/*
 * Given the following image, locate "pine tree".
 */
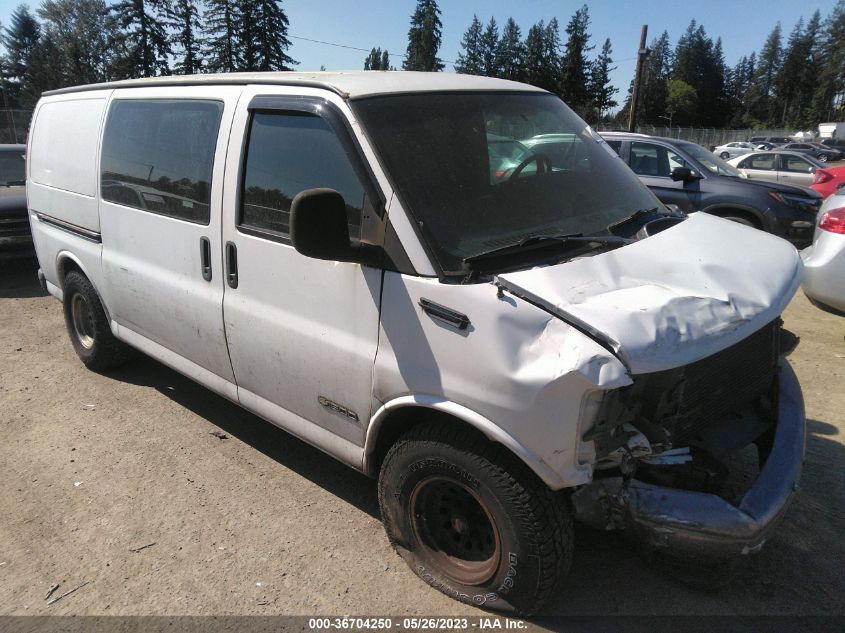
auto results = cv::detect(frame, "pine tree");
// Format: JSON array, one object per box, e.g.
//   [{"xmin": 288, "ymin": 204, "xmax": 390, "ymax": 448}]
[
  {"xmin": 364, "ymin": 47, "xmax": 391, "ymax": 70},
  {"xmin": 560, "ymin": 5, "xmax": 592, "ymax": 114},
  {"xmin": 522, "ymin": 21, "xmax": 546, "ymax": 89},
  {"xmin": 36, "ymin": 0, "xmax": 116, "ymax": 87},
  {"xmin": 774, "ymin": 14, "xmax": 820, "ymax": 126},
  {"xmin": 747, "ymin": 23, "xmax": 782, "ymax": 124},
  {"xmin": 168, "ymin": 0, "xmax": 203, "ymax": 74},
  {"xmin": 21, "ymin": 33, "xmax": 64, "ymax": 106},
  {"xmin": 810, "ymin": 1, "xmax": 845, "ymax": 122},
  {"xmin": 1, "ymin": 5, "xmax": 40, "ymax": 88},
  {"xmin": 588, "ymin": 38, "xmax": 617, "ymax": 122},
  {"xmin": 671, "ymin": 20, "xmax": 724, "ymax": 126},
  {"xmin": 454, "ymin": 14, "xmax": 483, "ymax": 75},
  {"xmin": 203, "ymin": 0, "xmax": 240, "ymax": 72},
  {"xmin": 497, "ymin": 17, "xmax": 524, "ymax": 81},
  {"xmin": 403, "ymin": 0, "xmax": 444, "ymax": 71},
  {"xmin": 620, "ymin": 30, "xmax": 673, "ymax": 125},
  {"xmin": 109, "ymin": 0, "xmax": 171, "ymax": 78},
  {"xmin": 249, "ymin": 0, "xmax": 296, "ymax": 71},
  {"xmin": 480, "ymin": 17, "xmax": 500, "ymax": 77}
]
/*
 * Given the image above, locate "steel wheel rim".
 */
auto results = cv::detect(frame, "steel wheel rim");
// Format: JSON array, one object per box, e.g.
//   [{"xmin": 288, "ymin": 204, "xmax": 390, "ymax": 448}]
[
  {"xmin": 410, "ymin": 476, "xmax": 501, "ymax": 586},
  {"xmin": 71, "ymin": 293, "xmax": 95, "ymax": 349}
]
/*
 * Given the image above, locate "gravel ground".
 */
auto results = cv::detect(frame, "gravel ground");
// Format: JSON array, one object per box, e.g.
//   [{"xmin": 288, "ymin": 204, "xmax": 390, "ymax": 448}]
[{"xmin": 1, "ymin": 256, "xmax": 843, "ymax": 622}]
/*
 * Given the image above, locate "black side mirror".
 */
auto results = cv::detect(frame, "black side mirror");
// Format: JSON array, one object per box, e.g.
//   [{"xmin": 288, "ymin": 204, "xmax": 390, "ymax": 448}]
[
  {"xmin": 289, "ymin": 188, "xmax": 356, "ymax": 262},
  {"xmin": 671, "ymin": 166, "xmax": 700, "ymax": 182}
]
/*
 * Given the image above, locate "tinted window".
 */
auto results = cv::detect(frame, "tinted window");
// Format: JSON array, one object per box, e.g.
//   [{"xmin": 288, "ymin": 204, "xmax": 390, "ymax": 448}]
[
  {"xmin": 604, "ymin": 139, "xmax": 622, "ymax": 154},
  {"xmin": 0, "ymin": 149, "xmax": 25, "ymax": 185},
  {"xmin": 630, "ymin": 142, "xmax": 665, "ymax": 176},
  {"xmin": 240, "ymin": 112, "xmax": 363, "ymax": 240},
  {"xmin": 353, "ymin": 93, "xmax": 660, "ymax": 274},
  {"xmin": 101, "ymin": 100, "xmax": 223, "ymax": 223}
]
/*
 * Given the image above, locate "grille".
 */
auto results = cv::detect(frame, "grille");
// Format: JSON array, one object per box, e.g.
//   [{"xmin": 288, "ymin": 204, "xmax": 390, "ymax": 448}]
[{"xmin": 633, "ymin": 320, "xmax": 780, "ymax": 446}]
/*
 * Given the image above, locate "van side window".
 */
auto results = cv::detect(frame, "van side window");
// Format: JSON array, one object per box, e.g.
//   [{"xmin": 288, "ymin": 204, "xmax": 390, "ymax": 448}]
[
  {"xmin": 100, "ymin": 100, "xmax": 223, "ymax": 224},
  {"xmin": 239, "ymin": 112, "xmax": 363, "ymax": 240}
]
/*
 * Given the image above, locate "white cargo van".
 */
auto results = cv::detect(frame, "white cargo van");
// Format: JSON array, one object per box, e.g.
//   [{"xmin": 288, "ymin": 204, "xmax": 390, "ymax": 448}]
[{"xmin": 27, "ymin": 72, "xmax": 806, "ymax": 614}]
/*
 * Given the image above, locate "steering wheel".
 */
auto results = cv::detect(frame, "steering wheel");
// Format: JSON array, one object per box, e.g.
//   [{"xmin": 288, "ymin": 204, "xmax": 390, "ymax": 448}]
[{"xmin": 509, "ymin": 153, "xmax": 552, "ymax": 181}]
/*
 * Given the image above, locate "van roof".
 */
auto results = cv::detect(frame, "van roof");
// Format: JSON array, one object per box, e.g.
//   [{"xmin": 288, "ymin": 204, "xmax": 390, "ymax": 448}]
[{"xmin": 43, "ymin": 70, "xmax": 546, "ymax": 100}]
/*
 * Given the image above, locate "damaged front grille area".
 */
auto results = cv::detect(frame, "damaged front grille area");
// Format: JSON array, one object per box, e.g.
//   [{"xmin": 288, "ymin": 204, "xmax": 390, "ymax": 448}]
[{"xmin": 587, "ymin": 319, "xmax": 781, "ymax": 460}]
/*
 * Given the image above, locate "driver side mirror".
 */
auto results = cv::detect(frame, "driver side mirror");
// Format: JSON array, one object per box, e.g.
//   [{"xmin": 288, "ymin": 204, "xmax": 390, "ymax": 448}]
[
  {"xmin": 671, "ymin": 166, "xmax": 700, "ymax": 182},
  {"xmin": 290, "ymin": 188, "xmax": 359, "ymax": 262}
]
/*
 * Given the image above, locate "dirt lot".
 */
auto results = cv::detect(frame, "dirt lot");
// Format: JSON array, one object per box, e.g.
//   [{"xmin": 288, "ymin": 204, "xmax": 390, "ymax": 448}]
[{"xmin": 1, "ymin": 256, "xmax": 844, "ymax": 621}]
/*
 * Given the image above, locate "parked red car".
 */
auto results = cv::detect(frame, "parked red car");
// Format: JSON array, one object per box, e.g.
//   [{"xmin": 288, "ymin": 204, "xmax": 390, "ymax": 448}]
[{"xmin": 811, "ymin": 163, "xmax": 845, "ymax": 198}]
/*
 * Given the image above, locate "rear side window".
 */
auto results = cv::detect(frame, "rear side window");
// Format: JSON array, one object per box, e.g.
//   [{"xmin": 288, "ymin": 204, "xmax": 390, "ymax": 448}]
[
  {"xmin": 0, "ymin": 149, "xmax": 25, "ymax": 185},
  {"xmin": 100, "ymin": 100, "xmax": 223, "ymax": 223},
  {"xmin": 239, "ymin": 112, "xmax": 363, "ymax": 240},
  {"xmin": 743, "ymin": 154, "xmax": 776, "ymax": 170}
]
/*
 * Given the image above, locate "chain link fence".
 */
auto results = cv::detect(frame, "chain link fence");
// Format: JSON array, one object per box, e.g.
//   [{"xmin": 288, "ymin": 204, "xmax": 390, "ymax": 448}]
[
  {"xmin": 596, "ymin": 125, "xmax": 797, "ymax": 150},
  {"xmin": 0, "ymin": 109, "xmax": 33, "ymax": 144}
]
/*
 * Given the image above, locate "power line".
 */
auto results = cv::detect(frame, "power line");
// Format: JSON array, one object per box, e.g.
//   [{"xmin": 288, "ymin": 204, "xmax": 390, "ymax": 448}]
[{"xmin": 288, "ymin": 34, "xmax": 458, "ymax": 65}]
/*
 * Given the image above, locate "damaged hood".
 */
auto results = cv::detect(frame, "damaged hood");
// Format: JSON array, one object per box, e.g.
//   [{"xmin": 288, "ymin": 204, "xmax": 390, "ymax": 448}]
[{"xmin": 496, "ymin": 213, "xmax": 802, "ymax": 374}]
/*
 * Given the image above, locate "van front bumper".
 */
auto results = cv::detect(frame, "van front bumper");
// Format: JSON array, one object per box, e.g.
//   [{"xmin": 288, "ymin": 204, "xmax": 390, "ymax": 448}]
[{"xmin": 573, "ymin": 360, "xmax": 805, "ymax": 558}]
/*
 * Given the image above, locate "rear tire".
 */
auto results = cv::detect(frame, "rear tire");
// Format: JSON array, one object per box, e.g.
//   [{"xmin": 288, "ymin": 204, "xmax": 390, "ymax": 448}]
[
  {"xmin": 378, "ymin": 423, "xmax": 572, "ymax": 615},
  {"xmin": 62, "ymin": 271, "xmax": 134, "ymax": 371},
  {"xmin": 818, "ymin": 154, "xmax": 829, "ymax": 163}
]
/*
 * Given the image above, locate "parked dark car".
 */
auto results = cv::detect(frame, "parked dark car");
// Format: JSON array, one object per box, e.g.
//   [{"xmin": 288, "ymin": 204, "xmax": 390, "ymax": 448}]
[
  {"xmin": 601, "ymin": 132, "xmax": 822, "ymax": 247},
  {"xmin": 749, "ymin": 136, "xmax": 791, "ymax": 146},
  {"xmin": 820, "ymin": 137, "xmax": 845, "ymax": 149},
  {"xmin": 0, "ymin": 144, "xmax": 30, "ymax": 259},
  {"xmin": 782, "ymin": 142, "xmax": 842, "ymax": 163}
]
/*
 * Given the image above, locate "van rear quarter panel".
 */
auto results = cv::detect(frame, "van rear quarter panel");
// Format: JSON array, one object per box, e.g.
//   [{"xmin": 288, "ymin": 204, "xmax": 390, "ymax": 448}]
[
  {"xmin": 28, "ymin": 93, "xmax": 109, "ymax": 231},
  {"xmin": 28, "ymin": 92, "xmax": 110, "ymax": 291}
]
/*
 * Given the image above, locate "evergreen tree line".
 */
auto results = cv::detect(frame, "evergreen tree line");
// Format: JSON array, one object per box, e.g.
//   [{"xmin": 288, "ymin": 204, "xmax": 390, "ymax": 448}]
[
  {"xmin": 620, "ymin": 2, "xmax": 845, "ymax": 129},
  {"xmin": 0, "ymin": 0, "xmax": 296, "ymax": 108},
  {"xmin": 448, "ymin": 5, "xmax": 617, "ymax": 123}
]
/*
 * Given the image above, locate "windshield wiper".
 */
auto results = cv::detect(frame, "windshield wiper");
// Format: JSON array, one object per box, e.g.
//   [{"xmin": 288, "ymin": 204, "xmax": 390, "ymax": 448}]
[
  {"xmin": 606, "ymin": 207, "xmax": 662, "ymax": 231},
  {"xmin": 462, "ymin": 232, "xmax": 632, "ymax": 269}
]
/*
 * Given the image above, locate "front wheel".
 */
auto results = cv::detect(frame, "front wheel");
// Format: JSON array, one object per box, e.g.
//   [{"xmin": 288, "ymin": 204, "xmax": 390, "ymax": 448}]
[
  {"xmin": 720, "ymin": 152, "xmax": 731, "ymax": 159},
  {"xmin": 378, "ymin": 424, "xmax": 572, "ymax": 615},
  {"xmin": 818, "ymin": 154, "xmax": 829, "ymax": 163}
]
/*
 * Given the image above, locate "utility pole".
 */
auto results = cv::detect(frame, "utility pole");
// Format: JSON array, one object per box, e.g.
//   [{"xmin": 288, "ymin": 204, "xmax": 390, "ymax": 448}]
[{"xmin": 627, "ymin": 25, "xmax": 649, "ymax": 132}]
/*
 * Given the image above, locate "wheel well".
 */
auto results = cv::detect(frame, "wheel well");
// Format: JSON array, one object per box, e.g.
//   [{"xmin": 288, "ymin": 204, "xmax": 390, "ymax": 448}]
[
  {"xmin": 708, "ymin": 208, "xmax": 762, "ymax": 228},
  {"xmin": 368, "ymin": 406, "xmax": 491, "ymax": 477},
  {"xmin": 58, "ymin": 257, "xmax": 85, "ymax": 288}
]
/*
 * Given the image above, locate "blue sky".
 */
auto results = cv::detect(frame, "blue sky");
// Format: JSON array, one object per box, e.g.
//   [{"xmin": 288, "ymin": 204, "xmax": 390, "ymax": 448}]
[{"xmin": 0, "ymin": 0, "xmax": 839, "ymax": 99}]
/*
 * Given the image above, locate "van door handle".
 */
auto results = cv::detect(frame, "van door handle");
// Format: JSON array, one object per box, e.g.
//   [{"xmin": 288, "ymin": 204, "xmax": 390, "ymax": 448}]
[
  {"xmin": 200, "ymin": 237, "xmax": 212, "ymax": 281},
  {"xmin": 225, "ymin": 241, "xmax": 238, "ymax": 289}
]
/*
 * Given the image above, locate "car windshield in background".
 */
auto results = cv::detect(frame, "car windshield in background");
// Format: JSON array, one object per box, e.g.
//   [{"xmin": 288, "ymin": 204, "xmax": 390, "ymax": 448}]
[
  {"xmin": 352, "ymin": 92, "xmax": 660, "ymax": 275},
  {"xmin": 0, "ymin": 150, "xmax": 26, "ymax": 186},
  {"xmin": 683, "ymin": 142, "xmax": 741, "ymax": 177}
]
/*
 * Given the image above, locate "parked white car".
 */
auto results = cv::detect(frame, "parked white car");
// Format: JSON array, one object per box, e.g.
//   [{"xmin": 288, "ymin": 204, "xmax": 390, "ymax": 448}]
[
  {"xmin": 802, "ymin": 193, "xmax": 845, "ymax": 315},
  {"xmin": 713, "ymin": 141, "xmax": 758, "ymax": 160},
  {"xmin": 27, "ymin": 72, "xmax": 806, "ymax": 614}
]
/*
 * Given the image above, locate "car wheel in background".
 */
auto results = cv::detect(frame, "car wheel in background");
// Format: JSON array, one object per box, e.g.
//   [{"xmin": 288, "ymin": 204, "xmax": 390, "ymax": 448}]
[{"xmin": 720, "ymin": 152, "xmax": 731, "ymax": 159}]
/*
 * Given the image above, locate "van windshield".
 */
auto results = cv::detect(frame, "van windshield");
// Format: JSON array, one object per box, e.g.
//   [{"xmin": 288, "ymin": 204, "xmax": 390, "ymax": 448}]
[{"xmin": 352, "ymin": 92, "xmax": 661, "ymax": 275}]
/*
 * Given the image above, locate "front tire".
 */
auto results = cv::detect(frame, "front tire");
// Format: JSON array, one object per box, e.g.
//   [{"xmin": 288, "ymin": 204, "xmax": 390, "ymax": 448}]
[
  {"xmin": 62, "ymin": 271, "xmax": 134, "ymax": 371},
  {"xmin": 378, "ymin": 423, "xmax": 572, "ymax": 615},
  {"xmin": 720, "ymin": 152, "xmax": 731, "ymax": 159}
]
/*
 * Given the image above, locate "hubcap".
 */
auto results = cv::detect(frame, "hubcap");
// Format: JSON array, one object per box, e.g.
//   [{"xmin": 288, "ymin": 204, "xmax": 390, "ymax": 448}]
[
  {"xmin": 410, "ymin": 476, "xmax": 501, "ymax": 586},
  {"xmin": 71, "ymin": 293, "xmax": 95, "ymax": 349}
]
